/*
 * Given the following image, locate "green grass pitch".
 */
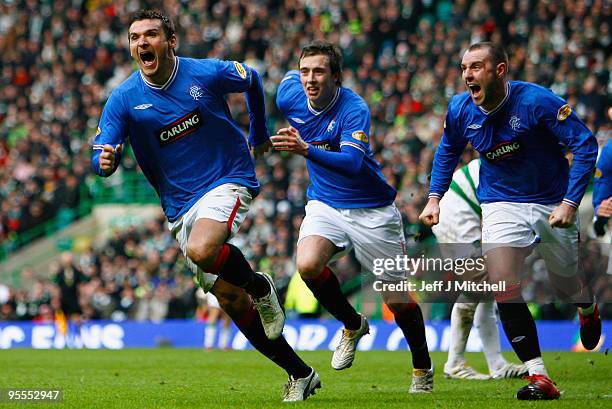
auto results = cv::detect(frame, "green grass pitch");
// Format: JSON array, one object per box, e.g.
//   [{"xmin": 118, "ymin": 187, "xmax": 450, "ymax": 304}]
[{"xmin": 1, "ymin": 350, "xmax": 610, "ymax": 408}]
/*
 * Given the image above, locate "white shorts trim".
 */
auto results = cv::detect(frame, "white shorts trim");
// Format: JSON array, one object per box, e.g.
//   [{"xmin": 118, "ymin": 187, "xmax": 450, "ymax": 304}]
[{"xmin": 168, "ymin": 183, "xmax": 252, "ymax": 292}]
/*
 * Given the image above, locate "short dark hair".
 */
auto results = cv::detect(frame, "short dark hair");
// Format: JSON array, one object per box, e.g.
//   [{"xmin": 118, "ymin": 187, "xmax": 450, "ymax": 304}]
[
  {"xmin": 467, "ymin": 42, "xmax": 508, "ymax": 66},
  {"xmin": 129, "ymin": 10, "xmax": 175, "ymax": 40},
  {"xmin": 299, "ymin": 41, "xmax": 343, "ymax": 85}
]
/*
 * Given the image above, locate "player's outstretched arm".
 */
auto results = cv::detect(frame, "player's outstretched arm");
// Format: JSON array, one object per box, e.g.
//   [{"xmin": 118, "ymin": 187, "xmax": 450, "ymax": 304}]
[
  {"xmin": 419, "ymin": 197, "xmax": 441, "ymax": 227},
  {"xmin": 244, "ymin": 67, "xmax": 270, "ymax": 148},
  {"xmin": 272, "ymin": 126, "xmax": 365, "ymax": 175}
]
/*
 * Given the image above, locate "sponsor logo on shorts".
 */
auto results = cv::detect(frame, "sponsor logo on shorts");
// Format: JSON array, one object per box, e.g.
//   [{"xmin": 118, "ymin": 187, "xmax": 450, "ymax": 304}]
[
  {"xmin": 157, "ymin": 109, "xmax": 202, "ymax": 147},
  {"xmin": 234, "ymin": 62, "xmax": 247, "ymax": 79},
  {"xmin": 557, "ymin": 104, "xmax": 572, "ymax": 121},
  {"xmin": 351, "ymin": 130, "xmax": 369, "ymax": 143},
  {"xmin": 484, "ymin": 140, "xmax": 521, "ymax": 161},
  {"xmin": 311, "ymin": 139, "xmax": 332, "ymax": 151}
]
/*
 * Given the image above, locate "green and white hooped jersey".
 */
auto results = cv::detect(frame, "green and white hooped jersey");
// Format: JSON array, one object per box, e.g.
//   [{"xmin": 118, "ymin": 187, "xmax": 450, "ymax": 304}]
[{"xmin": 432, "ymin": 159, "xmax": 482, "ymax": 243}]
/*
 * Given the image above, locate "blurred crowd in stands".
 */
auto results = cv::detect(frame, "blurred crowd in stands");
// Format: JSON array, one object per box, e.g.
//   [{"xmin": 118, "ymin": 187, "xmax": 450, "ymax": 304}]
[{"xmin": 0, "ymin": 0, "xmax": 610, "ymax": 322}]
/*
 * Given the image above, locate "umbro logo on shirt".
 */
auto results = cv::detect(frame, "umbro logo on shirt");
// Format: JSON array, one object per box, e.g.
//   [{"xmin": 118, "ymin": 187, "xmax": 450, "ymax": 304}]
[
  {"xmin": 134, "ymin": 104, "xmax": 153, "ymax": 110},
  {"xmin": 467, "ymin": 124, "xmax": 481, "ymax": 130},
  {"xmin": 291, "ymin": 117, "xmax": 305, "ymax": 124}
]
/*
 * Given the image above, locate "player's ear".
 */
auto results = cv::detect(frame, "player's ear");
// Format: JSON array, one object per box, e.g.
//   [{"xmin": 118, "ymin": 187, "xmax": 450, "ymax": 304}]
[
  {"xmin": 496, "ymin": 62, "xmax": 507, "ymax": 79},
  {"xmin": 333, "ymin": 72, "xmax": 340, "ymax": 86},
  {"xmin": 168, "ymin": 33, "xmax": 177, "ymax": 53}
]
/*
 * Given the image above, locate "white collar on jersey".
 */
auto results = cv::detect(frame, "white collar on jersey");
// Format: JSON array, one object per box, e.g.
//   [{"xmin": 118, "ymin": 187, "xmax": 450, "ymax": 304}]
[
  {"xmin": 478, "ymin": 82, "xmax": 510, "ymax": 116},
  {"xmin": 307, "ymin": 87, "xmax": 340, "ymax": 116},
  {"xmin": 140, "ymin": 56, "xmax": 180, "ymax": 91}
]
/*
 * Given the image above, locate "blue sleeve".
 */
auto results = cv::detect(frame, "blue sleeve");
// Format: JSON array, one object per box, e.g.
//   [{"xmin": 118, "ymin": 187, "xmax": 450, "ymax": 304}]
[
  {"xmin": 276, "ymin": 71, "xmax": 301, "ymax": 115},
  {"xmin": 306, "ymin": 144, "xmax": 364, "ymax": 176},
  {"xmin": 211, "ymin": 60, "xmax": 269, "ymax": 147},
  {"xmin": 533, "ymin": 91, "xmax": 598, "ymax": 207},
  {"xmin": 429, "ymin": 104, "xmax": 467, "ymax": 198},
  {"xmin": 211, "ymin": 59, "xmax": 252, "ymax": 93},
  {"xmin": 245, "ymin": 67, "xmax": 269, "ymax": 147},
  {"xmin": 593, "ymin": 141, "xmax": 612, "ymax": 211},
  {"xmin": 91, "ymin": 91, "xmax": 128, "ymax": 177},
  {"xmin": 338, "ymin": 103, "xmax": 371, "ymax": 155}
]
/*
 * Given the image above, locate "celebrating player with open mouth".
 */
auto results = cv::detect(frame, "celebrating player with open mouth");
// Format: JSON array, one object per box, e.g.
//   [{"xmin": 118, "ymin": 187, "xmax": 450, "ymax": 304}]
[
  {"xmin": 92, "ymin": 9, "xmax": 320, "ymax": 402},
  {"xmin": 420, "ymin": 42, "xmax": 601, "ymax": 400}
]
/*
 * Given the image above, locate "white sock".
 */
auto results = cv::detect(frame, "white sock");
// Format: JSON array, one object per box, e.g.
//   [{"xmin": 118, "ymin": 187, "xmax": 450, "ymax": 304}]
[
  {"xmin": 204, "ymin": 324, "xmax": 216, "ymax": 349},
  {"xmin": 219, "ymin": 326, "xmax": 230, "ymax": 349},
  {"xmin": 525, "ymin": 357, "xmax": 548, "ymax": 376},
  {"xmin": 474, "ymin": 301, "xmax": 507, "ymax": 373},
  {"xmin": 445, "ymin": 302, "xmax": 476, "ymax": 369}
]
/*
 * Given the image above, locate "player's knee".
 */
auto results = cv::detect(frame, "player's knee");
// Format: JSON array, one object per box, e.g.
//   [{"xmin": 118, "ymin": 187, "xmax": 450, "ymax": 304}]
[
  {"xmin": 186, "ymin": 239, "xmax": 220, "ymax": 271},
  {"xmin": 296, "ymin": 253, "xmax": 325, "ymax": 279}
]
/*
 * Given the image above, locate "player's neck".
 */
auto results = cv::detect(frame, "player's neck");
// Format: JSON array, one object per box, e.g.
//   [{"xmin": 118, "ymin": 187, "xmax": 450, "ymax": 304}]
[
  {"xmin": 143, "ymin": 55, "xmax": 176, "ymax": 86},
  {"xmin": 310, "ymin": 87, "xmax": 339, "ymax": 111},
  {"xmin": 481, "ymin": 81, "xmax": 508, "ymax": 113}
]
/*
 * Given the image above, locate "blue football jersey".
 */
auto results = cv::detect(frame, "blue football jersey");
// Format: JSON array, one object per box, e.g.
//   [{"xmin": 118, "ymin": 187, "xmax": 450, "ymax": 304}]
[
  {"xmin": 593, "ymin": 140, "xmax": 612, "ymax": 211},
  {"xmin": 430, "ymin": 81, "xmax": 597, "ymax": 207},
  {"xmin": 276, "ymin": 70, "xmax": 396, "ymax": 208},
  {"xmin": 92, "ymin": 57, "xmax": 261, "ymax": 222}
]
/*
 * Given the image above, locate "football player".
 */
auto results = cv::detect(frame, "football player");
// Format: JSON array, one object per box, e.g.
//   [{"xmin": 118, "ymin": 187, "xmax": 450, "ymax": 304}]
[
  {"xmin": 420, "ymin": 42, "xmax": 600, "ymax": 400},
  {"xmin": 274, "ymin": 41, "xmax": 433, "ymax": 393},
  {"xmin": 92, "ymin": 9, "xmax": 320, "ymax": 402}
]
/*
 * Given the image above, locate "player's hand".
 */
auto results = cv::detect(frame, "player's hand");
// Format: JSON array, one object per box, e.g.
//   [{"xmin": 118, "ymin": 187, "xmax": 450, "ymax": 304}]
[
  {"xmin": 596, "ymin": 197, "xmax": 612, "ymax": 218},
  {"xmin": 549, "ymin": 202, "xmax": 577, "ymax": 228},
  {"xmin": 271, "ymin": 126, "xmax": 309, "ymax": 156},
  {"xmin": 252, "ymin": 140, "xmax": 271, "ymax": 160},
  {"xmin": 419, "ymin": 198, "xmax": 440, "ymax": 227},
  {"xmin": 99, "ymin": 144, "xmax": 122, "ymax": 175}
]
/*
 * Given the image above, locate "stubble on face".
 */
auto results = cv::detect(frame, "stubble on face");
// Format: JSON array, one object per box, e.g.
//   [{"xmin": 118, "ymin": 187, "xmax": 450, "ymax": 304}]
[
  {"xmin": 129, "ymin": 19, "xmax": 175, "ymax": 85},
  {"xmin": 461, "ymin": 48, "xmax": 506, "ymax": 111}
]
